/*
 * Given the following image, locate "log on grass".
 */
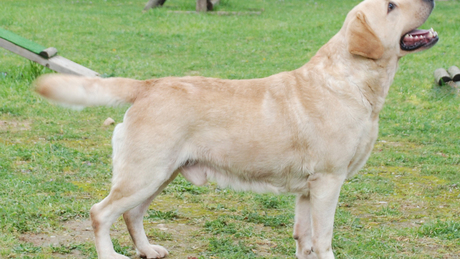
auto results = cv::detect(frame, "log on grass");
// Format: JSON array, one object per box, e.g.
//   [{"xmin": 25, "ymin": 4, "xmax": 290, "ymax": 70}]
[
  {"xmin": 434, "ymin": 68, "xmax": 452, "ymax": 85},
  {"xmin": 144, "ymin": 0, "xmax": 167, "ymax": 11},
  {"xmin": 448, "ymin": 65, "xmax": 460, "ymax": 82},
  {"xmin": 144, "ymin": 0, "xmax": 218, "ymax": 11}
]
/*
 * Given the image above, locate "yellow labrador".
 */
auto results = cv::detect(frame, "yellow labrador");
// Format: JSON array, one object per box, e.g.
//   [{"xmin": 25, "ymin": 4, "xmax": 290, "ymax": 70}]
[{"xmin": 34, "ymin": 0, "xmax": 438, "ymax": 258}]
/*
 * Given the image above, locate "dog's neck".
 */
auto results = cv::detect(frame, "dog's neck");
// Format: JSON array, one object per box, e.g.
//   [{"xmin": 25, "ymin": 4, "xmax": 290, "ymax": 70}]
[{"xmin": 297, "ymin": 33, "xmax": 400, "ymax": 117}]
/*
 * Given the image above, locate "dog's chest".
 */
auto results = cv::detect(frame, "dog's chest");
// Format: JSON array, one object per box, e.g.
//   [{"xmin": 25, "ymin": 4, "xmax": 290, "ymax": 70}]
[{"xmin": 346, "ymin": 115, "xmax": 380, "ymax": 178}]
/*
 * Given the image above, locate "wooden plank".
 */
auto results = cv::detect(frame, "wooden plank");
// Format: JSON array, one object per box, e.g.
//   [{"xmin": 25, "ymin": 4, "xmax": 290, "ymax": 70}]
[
  {"xmin": 48, "ymin": 56, "xmax": 100, "ymax": 77},
  {"xmin": 0, "ymin": 38, "xmax": 99, "ymax": 77},
  {"xmin": 0, "ymin": 27, "xmax": 46, "ymax": 55}
]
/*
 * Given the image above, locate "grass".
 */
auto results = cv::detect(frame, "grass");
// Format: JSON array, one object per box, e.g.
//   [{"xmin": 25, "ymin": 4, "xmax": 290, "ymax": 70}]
[{"xmin": 1, "ymin": 0, "xmax": 459, "ymax": 258}]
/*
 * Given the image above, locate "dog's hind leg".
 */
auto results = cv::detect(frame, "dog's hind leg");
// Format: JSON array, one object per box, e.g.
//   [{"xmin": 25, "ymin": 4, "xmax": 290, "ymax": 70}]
[
  {"xmin": 123, "ymin": 171, "xmax": 179, "ymax": 258},
  {"xmin": 90, "ymin": 172, "xmax": 175, "ymax": 259},
  {"xmin": 293, "ymin": 194, "xmax": 317, "ymax": 259},
  {"xmin": 90, "ymin": 166, "xmax": 176, "ymax": 259}
]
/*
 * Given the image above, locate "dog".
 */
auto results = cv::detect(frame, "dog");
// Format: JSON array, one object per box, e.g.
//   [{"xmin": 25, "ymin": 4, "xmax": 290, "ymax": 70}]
[{"xmin": 34, "ymin": 0, "xmax": 438, "ymax": 258}]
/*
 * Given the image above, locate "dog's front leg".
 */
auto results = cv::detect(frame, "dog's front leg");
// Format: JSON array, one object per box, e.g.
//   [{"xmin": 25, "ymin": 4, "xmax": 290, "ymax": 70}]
[
  {"xmin": 307, "ymin": 172, "xmax": 346, "ymax": 259},
  {"xmin": 293, "ymin": 194, "xmax": 317, "ymax": 259}
]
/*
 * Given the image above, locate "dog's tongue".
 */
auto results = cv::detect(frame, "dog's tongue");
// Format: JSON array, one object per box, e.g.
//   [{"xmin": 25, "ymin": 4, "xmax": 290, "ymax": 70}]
[{"xmin": 407, "ymin": 29, "xmax": 432, "ymax": 36}]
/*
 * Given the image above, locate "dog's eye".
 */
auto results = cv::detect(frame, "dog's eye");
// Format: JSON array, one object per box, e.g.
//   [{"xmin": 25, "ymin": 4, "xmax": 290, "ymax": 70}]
[{"xmin": 388, "ymin": 2, "xmax": 396, "ymax": 13}]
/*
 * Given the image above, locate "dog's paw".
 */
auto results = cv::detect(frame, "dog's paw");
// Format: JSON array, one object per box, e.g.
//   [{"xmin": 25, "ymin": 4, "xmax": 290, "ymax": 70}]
[
  {"xmin": 103, "ymin": 252, "xmax": 130, "ymax": 259},
  {"xmin": 296, "ymin": 249, "xmax": 318, "ymax": 259},
  {"xmin": 139, "ymin": 244, "xmax": 169, "ymax": 258}
]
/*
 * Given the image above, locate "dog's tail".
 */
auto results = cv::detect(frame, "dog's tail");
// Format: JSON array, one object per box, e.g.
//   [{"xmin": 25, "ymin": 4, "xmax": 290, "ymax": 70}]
[{"xmin": 34, "ymin": 74, "xmax": 147, "ymax": 109}]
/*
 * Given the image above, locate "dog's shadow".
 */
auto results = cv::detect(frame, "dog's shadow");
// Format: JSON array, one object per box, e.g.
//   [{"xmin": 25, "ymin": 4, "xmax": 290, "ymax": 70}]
[{"xmin": 432, "ymin": 81, "xmax": 460, "ymax": 98}]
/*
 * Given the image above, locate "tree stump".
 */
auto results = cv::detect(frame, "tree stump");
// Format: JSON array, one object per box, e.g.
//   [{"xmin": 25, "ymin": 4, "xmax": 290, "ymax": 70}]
[
  {"xmin": 144, "ymin": 0, "xmax": 167, "ymax": 11},
  {"xmin": 196, "ymin": 0, "xmax": 207, "ymax": 12},
  {"xmin": 434, "ymin": 68, "xmax": 452, "ymax": 85},
  {"xmin": 448, "ymin": 66, "xmax": 460, "ymax": 82},
  {"xmin": 144, "ymin": 0, "xmax": 218, "ymax": 11}
]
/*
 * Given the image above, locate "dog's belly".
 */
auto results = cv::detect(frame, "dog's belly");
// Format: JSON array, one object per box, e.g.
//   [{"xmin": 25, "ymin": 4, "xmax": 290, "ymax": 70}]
[{"xmin": 179, "ymin": 161, "xmax": 311, "ymax": 194}]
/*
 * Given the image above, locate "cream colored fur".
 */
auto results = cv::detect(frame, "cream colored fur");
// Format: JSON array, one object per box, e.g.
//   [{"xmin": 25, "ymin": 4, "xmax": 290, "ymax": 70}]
[{"xmin": 34, "ymin": 0, "xmax": 436, "ymax": 258}]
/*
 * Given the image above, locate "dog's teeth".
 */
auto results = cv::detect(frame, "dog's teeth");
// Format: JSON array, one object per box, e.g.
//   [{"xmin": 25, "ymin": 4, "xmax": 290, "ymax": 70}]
[
  {"xmin": 415, "ymin": 36, "xmax": 419, "ymax": 39},
  {"xmin": 409, "ymin": 35, "xmax": 413, "ymax": 38},
  {"xmin": 428, "ymin": 31, "xmax": 433, "ymax": 38}
]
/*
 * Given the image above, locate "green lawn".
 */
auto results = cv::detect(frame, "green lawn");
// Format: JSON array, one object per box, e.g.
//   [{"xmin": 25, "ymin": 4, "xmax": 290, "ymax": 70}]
[{"xmin": 1, "ymin": 0, "xmax": 459, "ymax": 258}]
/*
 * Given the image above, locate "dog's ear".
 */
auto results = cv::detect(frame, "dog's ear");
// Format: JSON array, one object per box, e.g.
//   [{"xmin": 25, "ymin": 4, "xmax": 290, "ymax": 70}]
[{"xmin": 346, "ymin": 11, "xmax": 384, "ymax": 60}]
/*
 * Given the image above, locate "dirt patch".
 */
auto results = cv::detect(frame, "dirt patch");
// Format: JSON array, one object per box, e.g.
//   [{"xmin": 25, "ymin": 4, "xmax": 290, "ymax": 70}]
[
  {"xmin": 0, "ymin": 119, "xmax": 31, "ymax": 132},
  {"xmin": 19, "ymin": 218, "xmax": 206, "ymax": 258},
  {"xmin": 19, "ymin": 218, "xmax": 130, "ymax": 258},
  {"xmin": 19, "ymin": 219, "xmax": 95, "ymax": 247},
  {"xmin": 144, "ymin": 221, "xmax": 207, "ymax": 258}
]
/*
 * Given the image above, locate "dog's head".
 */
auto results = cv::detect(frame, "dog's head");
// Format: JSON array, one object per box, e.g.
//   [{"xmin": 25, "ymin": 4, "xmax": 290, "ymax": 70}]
[{"xmin": 344, "ymin": 0, "xmax": 438, "ymax": 60}]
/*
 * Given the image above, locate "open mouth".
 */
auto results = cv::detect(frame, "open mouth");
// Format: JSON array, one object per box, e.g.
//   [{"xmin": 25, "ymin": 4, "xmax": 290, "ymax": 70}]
[{"xmin": 400, "ymin": 28, "xmax": 438, "ymax": 51}]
